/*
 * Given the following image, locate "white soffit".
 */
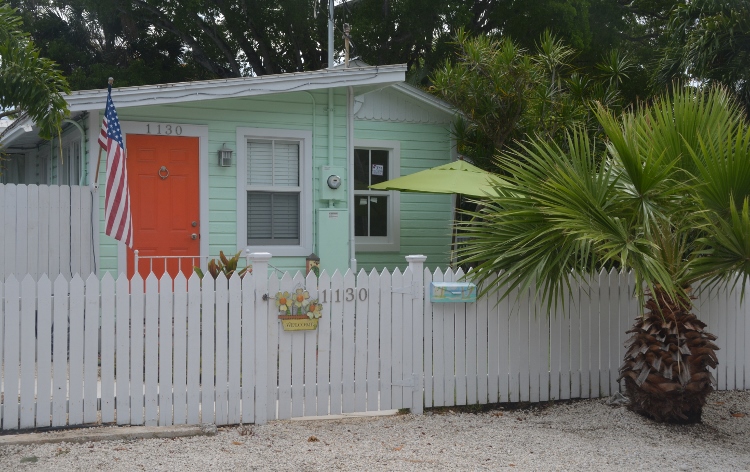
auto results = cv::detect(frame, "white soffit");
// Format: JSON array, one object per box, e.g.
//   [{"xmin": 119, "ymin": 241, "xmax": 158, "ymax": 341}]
[{"xmin": 354, "ymin": 85, "xmax": 457, "ymax": 124}]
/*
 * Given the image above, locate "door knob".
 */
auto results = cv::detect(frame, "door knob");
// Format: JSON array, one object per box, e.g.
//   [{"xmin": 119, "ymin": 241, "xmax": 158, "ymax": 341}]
[
  {"xmin": 191, "ymin": 221, "xmax": 198, "ymax": 227},
  {"xmin": 191, "ymin": 233, "xmax": 197, "ymax": 240}
]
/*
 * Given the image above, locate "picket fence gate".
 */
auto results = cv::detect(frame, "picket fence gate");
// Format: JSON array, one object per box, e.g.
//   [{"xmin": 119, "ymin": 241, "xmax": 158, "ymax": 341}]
[
  {"xmin": 0, "ymin": 254, "xmax": 748, "ymax": 431},
  {"xmin": 0, "ymin": 183, "xmax": 96, "ymax": 280}
]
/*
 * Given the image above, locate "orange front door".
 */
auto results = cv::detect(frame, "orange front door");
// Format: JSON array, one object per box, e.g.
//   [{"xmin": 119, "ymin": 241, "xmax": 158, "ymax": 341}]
[{"xmin": 126, "ymin": 134, "xmax": 200, "ymax": 279}]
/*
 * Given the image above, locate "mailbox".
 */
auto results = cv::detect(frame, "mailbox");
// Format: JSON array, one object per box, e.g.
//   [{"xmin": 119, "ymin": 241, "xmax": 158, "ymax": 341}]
[{"xmin": 430, "ymin": 282, "xmax": 477, "ymax": 303}]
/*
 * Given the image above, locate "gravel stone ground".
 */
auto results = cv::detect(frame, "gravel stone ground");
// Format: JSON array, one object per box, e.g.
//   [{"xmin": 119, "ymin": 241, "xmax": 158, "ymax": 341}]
[{"xmin": 1, "ymin": 390, "xmax": 748, "ymax": 471}]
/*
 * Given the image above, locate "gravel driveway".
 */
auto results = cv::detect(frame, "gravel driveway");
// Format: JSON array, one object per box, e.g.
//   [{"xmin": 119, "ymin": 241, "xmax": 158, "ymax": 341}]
[{"xmin": 1, "ymin": 390, "xmax": 748, "ymax": 471}]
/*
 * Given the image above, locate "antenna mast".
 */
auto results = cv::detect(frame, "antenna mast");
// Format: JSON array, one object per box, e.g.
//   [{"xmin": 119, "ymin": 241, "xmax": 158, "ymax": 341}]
[{"xmin": 327, "ymin": 0, "xmax": 334, "ymax": 68}]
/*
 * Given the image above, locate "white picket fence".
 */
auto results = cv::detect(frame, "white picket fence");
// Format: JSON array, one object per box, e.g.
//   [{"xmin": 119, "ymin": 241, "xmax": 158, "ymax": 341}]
[
  {"xmin": 0, "ymin": 183, "xmax": 96, "ymax": 280},
  {"xmin": 0, "ymin": 254, "xmax": 748, "ymax": 430}
]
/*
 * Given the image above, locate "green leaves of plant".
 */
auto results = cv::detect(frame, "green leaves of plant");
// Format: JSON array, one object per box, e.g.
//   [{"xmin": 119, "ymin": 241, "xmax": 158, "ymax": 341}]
[
  {"xmin": 460, "ymin": 85, "xmax": 750, "ymax": 313},
  {"xmin": 0, "ymin": 4, "xmax": 70, "ymax": 140}
]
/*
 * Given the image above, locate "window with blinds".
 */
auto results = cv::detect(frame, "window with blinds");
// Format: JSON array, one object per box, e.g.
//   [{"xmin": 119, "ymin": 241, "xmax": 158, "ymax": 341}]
[{"xmin": 246, "ymin": 139, "xmax": 301, "ymax": 245}]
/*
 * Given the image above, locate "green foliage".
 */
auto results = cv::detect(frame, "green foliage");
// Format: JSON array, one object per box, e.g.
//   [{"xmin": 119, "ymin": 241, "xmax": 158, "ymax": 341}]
[
  {"xmin": 0, "ymin": 2, "xmax": 69, "ymax": 139},
  {"xmin": 430, "ymin": 30, "xmax": 630, "ymax": 171},
  {"xmin": 459, "ymin": 86, "xmax": 750, "ymax": 311},
  {"xmin": 9, "ymin": 0, "xmax": 664, "ymax": 95},
  {"xmin": 194, "ymin": 251, "xmax": 251, "ymax": 280},
  {"xmin": 653, "ymin": 0, "xmax": 750, "ymax": 114}
]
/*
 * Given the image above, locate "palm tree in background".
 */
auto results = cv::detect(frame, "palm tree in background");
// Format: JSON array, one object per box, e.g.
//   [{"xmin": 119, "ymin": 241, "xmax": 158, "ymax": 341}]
[
  {"xmin": 460, "ymin": 87, "xmax": 750, "ymax": 422},
  {"xmin": 0, "ymin": 3, "xmax": 69, "ymax": 140}
]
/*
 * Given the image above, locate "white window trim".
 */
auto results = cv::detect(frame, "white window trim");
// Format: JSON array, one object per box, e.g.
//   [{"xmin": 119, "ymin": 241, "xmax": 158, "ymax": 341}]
[
  {"xmin": 236, "ymin": 127, "xmax": 313, "ymax": 257},
  {"xmin": 353, "ymin": 139, "xmax": 400, "ymax": 252}
]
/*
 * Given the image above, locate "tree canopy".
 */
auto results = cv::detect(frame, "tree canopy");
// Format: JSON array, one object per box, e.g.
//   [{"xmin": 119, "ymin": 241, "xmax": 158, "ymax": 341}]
[
  {"xmin": 0, "ymin": 2, "xmax": 69, "ymax": 140},
  {"xmin": 429, "ymin": 30, "xmax": 631, "ymax": 171},
  {"xmin": 9, "ymin": 0, "xmax": 678, "ymax": 93},
  {"xmin": 654, "ymin": 0, "xmax": 750, "ymax": 114}
]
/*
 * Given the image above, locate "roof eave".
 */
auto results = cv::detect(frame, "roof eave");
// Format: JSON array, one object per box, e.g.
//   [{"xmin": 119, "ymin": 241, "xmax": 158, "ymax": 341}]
[
  {"xmin": 391, "ymin": 83, "xmax": 458, "ymax": 118},
  {"xmin": 67, "ymin": 65, "xmax": 407, "ymax": 112}
]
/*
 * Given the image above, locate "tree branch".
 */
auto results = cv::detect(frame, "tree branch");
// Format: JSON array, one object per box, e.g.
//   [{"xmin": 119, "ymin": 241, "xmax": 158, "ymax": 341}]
[
  {"xmin": 0, "ymin": 109, "xmax": 20, "ymax": 119},
  {"xmin": 125, "ymin": 0, "xmax": 229, "ymax": 78}
]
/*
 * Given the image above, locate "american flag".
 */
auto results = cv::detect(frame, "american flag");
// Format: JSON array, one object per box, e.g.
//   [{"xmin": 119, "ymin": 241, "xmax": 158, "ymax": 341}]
[{"xmin": 98, "ymin": 85, "xmax": 133, "ymax": 248}]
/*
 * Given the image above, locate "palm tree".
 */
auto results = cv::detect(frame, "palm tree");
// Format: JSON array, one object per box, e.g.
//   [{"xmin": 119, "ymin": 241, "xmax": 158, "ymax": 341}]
[
  {"xmin": 459, "ymin": 86, "xmax": 750, "ymax": 423},
  {"xmin": 0, "ymin": 3, "xmax": 69, "ymax": 140}
]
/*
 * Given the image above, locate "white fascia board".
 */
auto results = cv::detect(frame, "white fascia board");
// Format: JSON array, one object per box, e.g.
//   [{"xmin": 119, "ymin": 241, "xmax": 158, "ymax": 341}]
[
  {"xmin": 0, "ymin": 117, "xmax": 35, "ymax": 146},
  {"xmin": 391, "ymin": 83, "xmax": 459, "ymax": 118},
  {"xmin": 66, "ymin": 65, "xmax": 407, "ymax": 112}
]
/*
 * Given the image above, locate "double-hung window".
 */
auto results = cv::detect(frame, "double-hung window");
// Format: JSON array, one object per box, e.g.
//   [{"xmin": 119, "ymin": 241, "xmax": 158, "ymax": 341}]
[
  {"xmin": 353, "ymin": 139, "xmax": 400, "ymax": 252},
  {"xmin": 237, "ymin": 128, "xmax": 312, "ymax": 256}
]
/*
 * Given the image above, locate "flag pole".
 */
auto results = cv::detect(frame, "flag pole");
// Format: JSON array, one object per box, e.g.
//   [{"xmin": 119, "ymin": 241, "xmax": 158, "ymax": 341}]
[{"xmin": 92, "ymin": 77, "xmax": 114, "ymax": 189}]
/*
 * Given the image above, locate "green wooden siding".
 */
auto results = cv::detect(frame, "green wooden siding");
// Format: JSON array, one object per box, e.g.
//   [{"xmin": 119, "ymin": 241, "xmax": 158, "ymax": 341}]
[
  {"xmin": 97, "ymin": 89, "xmax": 349, "ymax": 275},
  {"xmin": 92, "ymin": 88, "xmax": 453, "ymax": 276},
  {"xmin": 354, "ymin": 120, "xmax": 453, "ymax": 272}
]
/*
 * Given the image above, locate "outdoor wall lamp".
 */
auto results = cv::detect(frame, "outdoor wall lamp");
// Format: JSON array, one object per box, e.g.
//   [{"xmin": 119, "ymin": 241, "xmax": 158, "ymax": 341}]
[{"xmin": 218, "ymin": 143, "xmax": 233, "ymax": 167}]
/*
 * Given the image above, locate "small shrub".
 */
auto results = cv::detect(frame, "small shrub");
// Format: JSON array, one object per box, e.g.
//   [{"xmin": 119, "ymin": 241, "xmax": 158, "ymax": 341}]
[{"xmin": 194, "ymin": 251, "xmax": 251, "ymax": 279}]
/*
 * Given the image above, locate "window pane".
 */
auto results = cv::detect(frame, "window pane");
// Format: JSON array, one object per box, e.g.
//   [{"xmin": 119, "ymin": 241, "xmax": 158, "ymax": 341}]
[
  {"xmin": 248, "ymin": 141, "xmax": 273, "ymax": 185},
  {"xmin": 354, "ymin": 195, "xmax": 369, "ymax": 236},
  {"xmin": 354, "ymin": 149, "xmax": 369, "ymax": 190},
  {"xmin": 369, "ymin": 196, "xmax": 388, "ymax": 236},
  {"xmin": 247, "ymin": 192, "xmax": 273, "ymax": 240},
  {"xmin": 247, "ymin": 191, "xmax": 300, "ymax": 245},
  {"xmin": 370, "ymin": 150, "xmax": 389, "ymax": 185},
  {"xmin": 271, "ymin": 193, "xmax": 299, "ymax": 240},
  {"xmin": 273, "ymin": 142, "xmax": 299, "ymax": 187}
]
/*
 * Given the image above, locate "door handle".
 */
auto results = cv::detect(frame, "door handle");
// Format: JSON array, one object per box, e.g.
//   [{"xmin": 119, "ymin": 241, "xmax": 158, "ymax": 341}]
[{"xmin": 191, "ymin": 233, "xmax": 198, "ymax": 240}]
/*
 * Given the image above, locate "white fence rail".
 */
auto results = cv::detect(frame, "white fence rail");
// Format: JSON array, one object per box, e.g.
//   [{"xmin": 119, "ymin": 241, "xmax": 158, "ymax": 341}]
[
  {"xmin": 0, "ymin": 255, "xmax": 748, "ymax": 430},
  {"xmin": 0, "ymin": 183, "xmax": 96, "ymax": 280}
]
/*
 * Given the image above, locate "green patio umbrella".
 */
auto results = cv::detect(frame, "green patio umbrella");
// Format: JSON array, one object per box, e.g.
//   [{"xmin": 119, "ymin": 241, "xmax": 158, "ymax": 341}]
[
  {"xmin": 368, "ymin": 160, "xmax": 505, "ymax": 197},
  {"xmin": 369, "ymin": 159, "xmax": 505, "ymax": 267}
]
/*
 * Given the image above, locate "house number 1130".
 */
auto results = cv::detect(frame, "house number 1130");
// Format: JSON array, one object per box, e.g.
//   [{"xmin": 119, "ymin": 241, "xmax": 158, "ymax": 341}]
[
  {"xmin": 146, "ymin": 123, "xmax": 183, "ymax": 135},
  {"xmin": 321, "ymin": 288, "xmax": 368, "ymax": 303}
]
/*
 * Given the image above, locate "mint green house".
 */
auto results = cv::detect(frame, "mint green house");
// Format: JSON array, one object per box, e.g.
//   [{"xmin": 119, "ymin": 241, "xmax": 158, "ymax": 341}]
[{"xmin": 1, "ymin": 64, "xmax": 456, "ymax": 276}]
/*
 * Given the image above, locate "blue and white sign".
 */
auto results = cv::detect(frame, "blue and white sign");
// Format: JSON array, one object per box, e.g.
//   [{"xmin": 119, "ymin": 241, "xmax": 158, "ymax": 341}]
[{"xmin": 430, "ymin": 282, "xmax": 477, "ymax": 303}]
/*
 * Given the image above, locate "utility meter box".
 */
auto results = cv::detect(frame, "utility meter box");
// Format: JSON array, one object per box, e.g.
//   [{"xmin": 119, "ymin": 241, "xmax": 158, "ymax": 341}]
[
  {"xmin": 319, "ymin": 166, "xmax": 346, "ymax": 202},
  {"xmin": 317, "ymin": 209, "xmax": 349, "ymax": 273}
]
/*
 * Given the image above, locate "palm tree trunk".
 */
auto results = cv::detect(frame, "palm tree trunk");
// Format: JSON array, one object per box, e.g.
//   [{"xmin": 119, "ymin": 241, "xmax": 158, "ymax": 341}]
[{"xmin": 619, "ymin": 286, "xmax": 719, "ymax": 423}]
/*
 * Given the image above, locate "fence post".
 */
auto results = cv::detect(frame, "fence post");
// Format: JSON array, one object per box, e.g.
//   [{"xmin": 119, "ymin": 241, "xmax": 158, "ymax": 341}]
[
  {"xmin": 249, "ymin": 252, "xmax": 272, "ymax": 425},
  {"xmin": 406, "ymin": 255, "xmax": 427, "ymax": 415}
]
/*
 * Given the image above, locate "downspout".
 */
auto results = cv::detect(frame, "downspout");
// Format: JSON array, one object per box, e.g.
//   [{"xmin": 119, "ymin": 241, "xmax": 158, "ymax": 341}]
[
  {"xmin": 327, "ymin": 0, "xmax": 334, "ymax": 175},
  {"xmin": 348, "ymin": 85, "xmax": 356, "ymax": 272},
  {"xmin": 303, "ymin": 91, "xmax": 318, "ymax": 254},
  {"xmin": 327, "ymin": 88, "xmax": 334, "ymax": 209},
  {"xmin": 63, "ymin": 118, "xmax": 87, "ymax": 185}
]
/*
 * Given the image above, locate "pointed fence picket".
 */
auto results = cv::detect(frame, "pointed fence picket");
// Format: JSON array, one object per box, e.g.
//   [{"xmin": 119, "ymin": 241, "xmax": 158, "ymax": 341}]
[{"xmin": 0, "ymin": 260, "xmax": 748, "ymax": 431}]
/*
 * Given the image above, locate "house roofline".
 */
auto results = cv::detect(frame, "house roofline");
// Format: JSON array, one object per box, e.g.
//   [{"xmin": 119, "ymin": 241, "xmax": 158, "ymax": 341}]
[
  {"xmin": 66, "ymin": 64, "xmax": 407, "ymax": 112},
  {"xmin": 390, "ymin": 83, "xmax": 457, "ymax": 118},
  {"xmin": 335, "ymin": 59, "xmax": 457, "ymax": 118}
]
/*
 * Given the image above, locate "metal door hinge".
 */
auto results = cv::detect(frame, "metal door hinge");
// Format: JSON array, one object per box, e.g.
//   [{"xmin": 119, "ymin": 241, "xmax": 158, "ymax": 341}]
[{"xmin": 391, "ymin": 282, "xmax": 421, "ymax": 299}]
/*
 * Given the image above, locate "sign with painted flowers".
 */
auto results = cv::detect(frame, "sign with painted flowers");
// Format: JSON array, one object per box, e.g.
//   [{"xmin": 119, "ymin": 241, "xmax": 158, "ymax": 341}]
[{"xmin": 276, "ymin": 289, "xmax": 322, "ymax": 331}]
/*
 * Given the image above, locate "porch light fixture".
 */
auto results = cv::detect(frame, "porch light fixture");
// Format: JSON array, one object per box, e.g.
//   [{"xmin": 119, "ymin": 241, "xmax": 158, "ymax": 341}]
[{"xmin": 218, "ymin": 143, "xmax": 233, "ymax": 167}]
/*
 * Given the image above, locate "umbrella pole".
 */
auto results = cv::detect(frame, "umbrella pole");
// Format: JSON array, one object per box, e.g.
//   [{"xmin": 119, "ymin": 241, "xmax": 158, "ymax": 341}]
[{"xmin": 451, "ymin": 194, "xmax": 460, "ymax": 268}]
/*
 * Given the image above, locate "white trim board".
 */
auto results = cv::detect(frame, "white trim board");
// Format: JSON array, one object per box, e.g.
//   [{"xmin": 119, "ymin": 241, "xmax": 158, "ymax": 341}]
[{"xmin": 64, "ymin": 66, "xmax": 406, "ymax": 112}]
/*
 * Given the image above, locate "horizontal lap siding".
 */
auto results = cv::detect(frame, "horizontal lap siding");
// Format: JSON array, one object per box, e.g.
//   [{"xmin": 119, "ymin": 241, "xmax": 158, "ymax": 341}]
[
  {"xmin": 97, "ymin": 90, "xmax": 348, "ymax": 275},
  {"xmin": 355, "ymin": 120, "xmax": 453, "ymax": 271}
]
